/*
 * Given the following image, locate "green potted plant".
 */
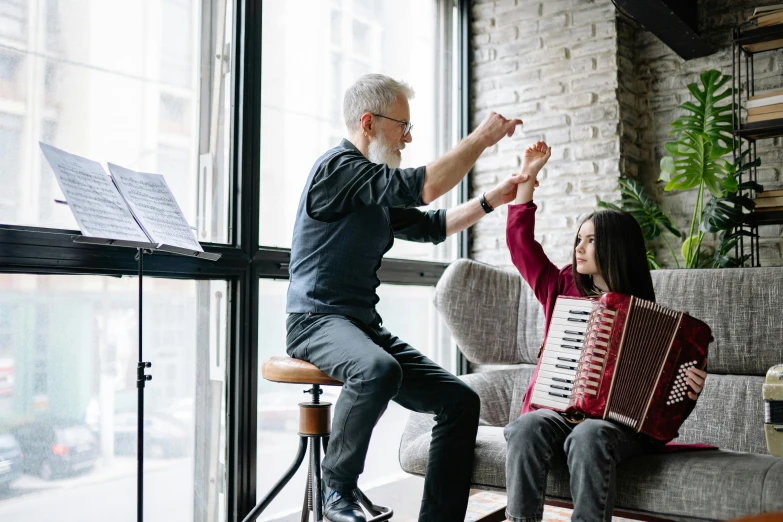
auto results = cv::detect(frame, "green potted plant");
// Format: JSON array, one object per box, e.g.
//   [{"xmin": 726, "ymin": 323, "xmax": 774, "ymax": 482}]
[
  {"xmin": 600, "ymin": 69, "xmax": 762, "ymax": 269},
  {"xmin": 659, "ymin": 69, "xmax": 762, "ymax": 268}
]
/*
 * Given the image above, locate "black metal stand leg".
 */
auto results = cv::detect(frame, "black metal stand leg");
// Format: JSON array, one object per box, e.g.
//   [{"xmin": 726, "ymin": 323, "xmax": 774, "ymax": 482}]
[
  {"xmin": 310, "ymin": 437, "xmax": 323, "ymax": 522},
  {"xmin": 241, "ymin": 436, "xmax": 308, "ymax": 522},
  {"xmin": 135, "ymin": 248, "xmax": 153, "ymax": 522}
]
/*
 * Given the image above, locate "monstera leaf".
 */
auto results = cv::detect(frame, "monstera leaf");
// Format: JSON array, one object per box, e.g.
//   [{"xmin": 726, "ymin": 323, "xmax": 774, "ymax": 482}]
[
  {"xmin": 660, "ymin": 130, "xmax": 732, "ymax": 198},
  {"xmin": 700, "ymin": 194, "xmax": 755, "ymax": 233},
  {"xmin": 705, "ymin": 230, "xmax": 754, "ymax": 268},
  {"xmin": 668, "ymin": 69, "xmax": 734, "ymax": 150},
  {"xmin": 597, "ymin": 177, "xmax": 680, "ymax": 241}
]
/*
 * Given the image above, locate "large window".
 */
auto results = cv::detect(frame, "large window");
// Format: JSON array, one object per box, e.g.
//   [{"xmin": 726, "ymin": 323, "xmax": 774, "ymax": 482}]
[
  {"xmin": 0, "ymin": 0, "xmax": 234, "ymax": 520},
  {"xmin": 0, "ymin": 1, "xmax": 468, "ymax": 521},
  {"xmin": 0, "ymin": 0, "xmax": 231, "ymax": 244},
  {"xmin": 0, "ymin": 275, "xmax": 227, "ymax": 522},
  {"xmin": 259, "ymin": 0, "xmax": 461, "ymax": 262}
]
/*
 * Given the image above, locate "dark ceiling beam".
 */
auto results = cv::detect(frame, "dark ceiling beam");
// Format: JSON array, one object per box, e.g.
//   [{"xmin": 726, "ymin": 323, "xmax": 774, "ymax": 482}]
[{"xmin": 615, "ymin": 0, "xmax": 714, "ymax": 59}]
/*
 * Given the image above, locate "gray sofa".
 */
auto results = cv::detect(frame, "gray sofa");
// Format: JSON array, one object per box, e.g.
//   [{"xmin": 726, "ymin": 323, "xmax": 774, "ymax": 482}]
[{"xmin": 399, "ymin": 259, "xmax": 783, "ymax": 521}]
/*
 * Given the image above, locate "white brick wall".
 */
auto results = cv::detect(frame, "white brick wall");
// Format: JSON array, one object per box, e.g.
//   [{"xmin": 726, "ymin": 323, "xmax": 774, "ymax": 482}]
[
  {"xmin": 470, "ymin": 0, "xmax": 620, "ymax": 270},
  {"xmin": 470, "ymin": 0, "xmax": 783, "ymax": 269}
]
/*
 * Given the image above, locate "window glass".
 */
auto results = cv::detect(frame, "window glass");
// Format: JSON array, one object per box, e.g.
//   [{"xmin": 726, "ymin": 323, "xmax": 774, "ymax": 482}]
[
  {"xmin": 0, "ymin": 275, "xmax": 227, "ymax": 522},
  {"xmin": 256, "ymin": 279, "xmax": 454, "ymax": 520},
  {"xmin": 0, "ymin": 0, "xmax": 231, "ymax": 244},
  {"xmin": 259, "ymin": 0, "xmax": 459, "ymax": 262}
]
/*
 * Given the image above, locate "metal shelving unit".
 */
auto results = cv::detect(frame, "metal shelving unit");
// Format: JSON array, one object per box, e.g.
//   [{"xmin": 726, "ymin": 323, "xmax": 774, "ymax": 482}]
[{"xmin": 731, "ymin": 23, "xmax": 783, "ymax": 266}]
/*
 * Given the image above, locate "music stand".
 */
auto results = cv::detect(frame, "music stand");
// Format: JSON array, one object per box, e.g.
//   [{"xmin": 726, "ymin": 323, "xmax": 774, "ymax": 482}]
[{"xmin": 73, "ymin": 235, "xmax": 220, "ymax": 522}]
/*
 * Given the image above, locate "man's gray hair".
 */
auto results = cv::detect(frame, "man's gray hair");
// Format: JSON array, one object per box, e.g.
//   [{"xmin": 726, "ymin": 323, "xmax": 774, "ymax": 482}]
[{"xmin": 343, "ymin": 74, "xmax": 415, "ymax": 132}]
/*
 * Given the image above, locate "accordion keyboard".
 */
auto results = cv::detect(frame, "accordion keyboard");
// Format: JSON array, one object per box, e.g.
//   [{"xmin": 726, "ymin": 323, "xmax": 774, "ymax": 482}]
[{"xmin": 532, "ymin": 297, "xmax": 594, "ymax": 410}]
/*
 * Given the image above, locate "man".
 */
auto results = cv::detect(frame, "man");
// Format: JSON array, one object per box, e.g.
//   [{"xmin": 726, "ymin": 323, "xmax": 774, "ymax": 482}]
[{"xmin": 286, "ymin": 73, "xmax": 528, "ymax": 522}]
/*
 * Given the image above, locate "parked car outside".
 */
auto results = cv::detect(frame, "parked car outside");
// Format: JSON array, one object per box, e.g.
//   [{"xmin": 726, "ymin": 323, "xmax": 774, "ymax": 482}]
[
  {"xmin": 12, "ymin": 418, "xmax": 98, "ymax": 480},
  {"xmin": 113, "ymin": 412, "xmax": 190, "ymax": 459},
  {"xmin": 0, "ymin": 430, "xmax": 23, "ymax": 490}
]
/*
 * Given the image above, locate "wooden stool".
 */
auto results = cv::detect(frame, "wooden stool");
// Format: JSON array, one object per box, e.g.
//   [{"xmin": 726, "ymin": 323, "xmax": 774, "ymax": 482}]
[{"xmin": 241, "ymin": 356, "xmax": 393, "ymax": 522}]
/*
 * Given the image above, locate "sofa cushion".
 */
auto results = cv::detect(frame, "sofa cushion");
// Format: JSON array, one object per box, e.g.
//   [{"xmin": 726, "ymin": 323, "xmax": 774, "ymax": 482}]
[
  {"xmin": 650, "ymin": 267, "xmax": 783, "ymax": 376},
  {"xmin": 434, "ymin": 260, "xmax": 783, "ymax": 377},
  {"xmin": 400, "ymin": 420, "xmax": 783, "ymax": 521},
  {"xmin": 676, "ymin": 374, "xmax": 767, "ymax": 454}
]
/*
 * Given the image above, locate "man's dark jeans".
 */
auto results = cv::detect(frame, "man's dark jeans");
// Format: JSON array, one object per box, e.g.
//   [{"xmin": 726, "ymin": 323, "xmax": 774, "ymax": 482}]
[
  {"xmin": 504, "ymin": 408, "xmax": 658, "ymax": 522},
  {"xmin": 286, "ymin": 312, "xmax": 480, "ymax": 522}
]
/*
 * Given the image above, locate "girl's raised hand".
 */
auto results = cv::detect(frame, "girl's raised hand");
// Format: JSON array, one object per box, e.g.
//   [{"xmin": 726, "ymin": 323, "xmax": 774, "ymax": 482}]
[{"xmin": 521, "ymin": 141, "xmax": 552, "ymax": 177}]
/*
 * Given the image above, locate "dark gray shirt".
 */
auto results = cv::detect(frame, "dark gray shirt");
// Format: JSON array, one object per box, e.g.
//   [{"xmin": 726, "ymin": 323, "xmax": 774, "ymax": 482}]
[{"xmin": 286, "ymin": 139, "xmax": 447, "ymax": 324}]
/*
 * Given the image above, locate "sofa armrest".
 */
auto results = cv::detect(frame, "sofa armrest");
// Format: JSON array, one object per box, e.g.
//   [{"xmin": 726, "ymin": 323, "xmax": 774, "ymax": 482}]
[
  {"xmin": 399, "ymin": 368, "xmax": 534, "ymax": 476},
  {"xmin": 434, "ymin": 259, "xmax": 525, "ymax": 365}
]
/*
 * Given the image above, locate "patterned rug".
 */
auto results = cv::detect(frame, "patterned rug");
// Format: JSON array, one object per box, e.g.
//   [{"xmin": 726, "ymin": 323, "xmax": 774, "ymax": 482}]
[{"xmin": 466, "ymin": 491, "xmax": 643, "ymax": 522}]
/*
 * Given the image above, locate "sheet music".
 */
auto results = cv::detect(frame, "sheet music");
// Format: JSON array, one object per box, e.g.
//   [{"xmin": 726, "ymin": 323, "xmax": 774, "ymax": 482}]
[
  {"xmin": 39, "ymin": 143, "xmax": 151, "ymax": 243},
  {"xmin": 107, "ymin": 163, "xmax": 203, "ymax": 252}
]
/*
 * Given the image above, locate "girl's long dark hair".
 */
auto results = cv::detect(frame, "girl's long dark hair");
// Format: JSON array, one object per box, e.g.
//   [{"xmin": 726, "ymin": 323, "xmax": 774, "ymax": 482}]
[{"xmin": 571, "ymin": 209, "xmax": 656, "ymax": 302}]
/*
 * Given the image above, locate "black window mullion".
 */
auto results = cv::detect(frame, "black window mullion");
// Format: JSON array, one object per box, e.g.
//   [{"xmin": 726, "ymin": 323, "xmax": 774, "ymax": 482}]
[{"xmin": 228, "ymin": 0, "xmax": 262, "ymax": 520}]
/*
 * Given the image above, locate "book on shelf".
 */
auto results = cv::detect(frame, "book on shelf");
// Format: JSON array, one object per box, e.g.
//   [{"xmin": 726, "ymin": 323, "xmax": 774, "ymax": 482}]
[
  {"xmin": 757, "ymin": 189, "xmax": 783, "ymax": 198},
  {"xmin": 751, "ymin": 4, "xmax": 783, "ymax": 16},
  {"xmin": 742, "ymin": 38, "xmax": 783, "ymax": 52},
  {"xmin": 747, "ymin": 110, "xmax": 783, "ymax": 123},
  {"xmin": 39, "ymin": 142, "xmax": 218, "ymax": 260},
  {"xmin": 748, "ymin": 102, "xmax": 783, "ymax": 115},
  {"xmin": 758, "ymin": 12, "xmax": 783, "ymax": 26},
  {"xmin": 749, "ymin": 88, "xmax": 783, "ymax": 100},
  {"xmin": 747, "ymin": 90, "xmax": 783, "ymax": 110},
  {"xmin": 755, "ymin": 196, "xmax": 783, "ymax": 208}
]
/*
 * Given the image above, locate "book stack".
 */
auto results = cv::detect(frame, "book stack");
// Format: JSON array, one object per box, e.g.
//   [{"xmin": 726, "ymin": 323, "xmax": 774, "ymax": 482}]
[
  {"xmin": 747, "ymin": 89, "xmax": 783, "ymax": 123},
  {"xmin": 754, "ymin": 189, "xmax": 783, "ymax": 212},
  {"xmin": 743, "ymin": 4, "xmax": 783, "ymax": 52}
]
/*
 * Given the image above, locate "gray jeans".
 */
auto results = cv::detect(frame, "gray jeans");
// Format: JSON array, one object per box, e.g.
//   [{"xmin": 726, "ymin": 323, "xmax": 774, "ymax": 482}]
[
  {"xmin": 504, "ymin": 408, "xmax": 658, "ymax": 522},
  {"xmin": 286, "ymin": 312, "xmax": 480, "ymax": 522}
]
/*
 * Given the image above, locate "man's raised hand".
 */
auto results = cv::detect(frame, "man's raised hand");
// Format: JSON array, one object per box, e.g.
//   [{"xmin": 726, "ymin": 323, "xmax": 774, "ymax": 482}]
[{"xmin": 475, "ymin": 112, "xmax": 523, "ymax": 148}]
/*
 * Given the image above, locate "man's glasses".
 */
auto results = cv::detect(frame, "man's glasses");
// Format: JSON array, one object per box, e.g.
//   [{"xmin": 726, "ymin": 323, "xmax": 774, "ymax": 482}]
[{"xmin": 371, "ymin": 113, "xmax": 413, "ymax": 137}]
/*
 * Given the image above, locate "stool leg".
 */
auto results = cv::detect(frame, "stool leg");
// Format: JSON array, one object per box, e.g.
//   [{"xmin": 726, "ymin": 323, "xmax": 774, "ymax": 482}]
[
  {"xmin": 310, "ymin": 436, "xmax": 324, "ymax": 522},
  {"xmin": 300, "ymin": 460, "xmax": 311, "ymax": 522},
  {"xmin": 355, "ymin": 488, "xmax": 394, "ymax": 522},
  {"xmin": 241, "ymin": 436, "xmax": 308, "ymax": 522}
]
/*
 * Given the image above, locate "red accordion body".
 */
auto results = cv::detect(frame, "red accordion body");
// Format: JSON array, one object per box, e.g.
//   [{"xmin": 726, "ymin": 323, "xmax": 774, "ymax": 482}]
[{"xmin": 531, "ymin": 292, "xmax": 712, "ymax": 442}]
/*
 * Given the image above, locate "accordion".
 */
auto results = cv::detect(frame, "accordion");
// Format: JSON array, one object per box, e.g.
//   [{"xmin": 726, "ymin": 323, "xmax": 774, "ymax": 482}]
[
  {"xmin": 764, "ymin": 364, "xmax": 783, "ymax": 457},
  {"xmin": 531, "ymin": 292, "xmax": 712, "ymax": 442}
]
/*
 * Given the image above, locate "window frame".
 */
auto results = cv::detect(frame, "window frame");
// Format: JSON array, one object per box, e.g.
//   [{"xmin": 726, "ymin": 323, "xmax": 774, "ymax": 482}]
[{"xmin": 0, "ymin": 1, "xmax": 471, "ymax": 520}]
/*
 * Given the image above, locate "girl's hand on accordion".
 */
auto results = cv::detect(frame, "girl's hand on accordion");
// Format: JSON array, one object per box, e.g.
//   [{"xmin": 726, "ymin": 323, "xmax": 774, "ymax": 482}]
[{"xmin": 686, "ymin": 368, "xmax": 707, "ymax": 400}]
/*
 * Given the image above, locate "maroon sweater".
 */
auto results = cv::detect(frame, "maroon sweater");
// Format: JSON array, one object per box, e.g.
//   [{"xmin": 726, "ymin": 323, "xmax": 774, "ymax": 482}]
[{"xmin": 506, "ymin": 202, "xmax": 715, "ymax": 450}]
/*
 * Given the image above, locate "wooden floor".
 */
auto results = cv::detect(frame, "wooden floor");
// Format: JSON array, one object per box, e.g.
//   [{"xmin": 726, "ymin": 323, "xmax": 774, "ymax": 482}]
[{"xmin": 267, "ymin": 476, "xmax": 646, "ymax": 522}]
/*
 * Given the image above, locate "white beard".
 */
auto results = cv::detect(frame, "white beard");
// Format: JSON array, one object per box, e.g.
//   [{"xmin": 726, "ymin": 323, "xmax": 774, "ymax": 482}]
[{"xmin": 368, "ymin": 137, "xmax": 403, "ymax": 168}]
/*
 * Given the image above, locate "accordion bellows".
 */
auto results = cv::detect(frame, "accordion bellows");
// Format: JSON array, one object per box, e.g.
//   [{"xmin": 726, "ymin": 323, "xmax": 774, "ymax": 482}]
[{"xmin": 532, "ymin": 292, "xmax": 712, "ymax": 442}]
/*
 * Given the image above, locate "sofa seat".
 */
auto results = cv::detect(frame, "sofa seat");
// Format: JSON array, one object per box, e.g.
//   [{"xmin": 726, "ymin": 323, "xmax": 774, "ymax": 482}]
[
  {"xmin": 399, "ymin": 260, "xmax": 783, "ymax": 521},
  {"xmin": 402, "ymin": 414, "xmax": 783, "ymax": 521}
]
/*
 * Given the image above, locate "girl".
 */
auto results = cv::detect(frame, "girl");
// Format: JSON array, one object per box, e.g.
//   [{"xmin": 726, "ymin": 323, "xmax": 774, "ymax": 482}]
[{"xmin": 503, "ymin": 141, "xmax": 709, "ymax": 522}]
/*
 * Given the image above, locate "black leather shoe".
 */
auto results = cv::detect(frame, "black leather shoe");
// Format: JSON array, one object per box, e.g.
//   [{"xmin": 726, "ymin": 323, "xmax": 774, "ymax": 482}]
[{"xmin": 323, "ymin": 487, "xmax": 366, "ymax": 522}]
